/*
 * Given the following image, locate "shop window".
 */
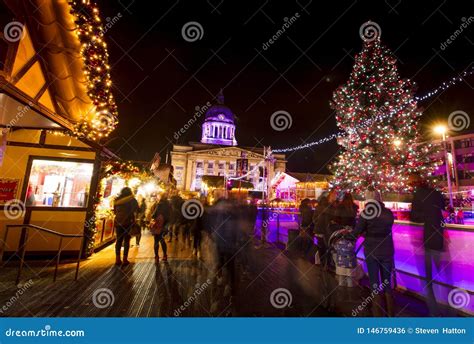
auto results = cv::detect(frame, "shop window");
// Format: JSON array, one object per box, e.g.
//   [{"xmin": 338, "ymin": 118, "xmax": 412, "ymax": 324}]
[{"xmin": 25, "ymin": 159, "xmax": 94, "ymax": 208}]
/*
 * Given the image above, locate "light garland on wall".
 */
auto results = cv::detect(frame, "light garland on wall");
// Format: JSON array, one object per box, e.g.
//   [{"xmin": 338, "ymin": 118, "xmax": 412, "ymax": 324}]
[
  {"xmin": 272, "ymin": 67, "xmax": 473, "ymax": 153},
  {"xmin": 70, "ymin": 0, "xmax": 118, "ymax": 141}
]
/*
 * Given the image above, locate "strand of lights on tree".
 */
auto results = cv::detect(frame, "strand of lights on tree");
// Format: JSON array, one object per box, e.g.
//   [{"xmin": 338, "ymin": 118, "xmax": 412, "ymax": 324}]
[
  {"xmin": 273, "ymin": 67, "xmax": 473, "ymax": 154},
  {"xmin": 70, "ymin": 0, "xmax": 118, "ymax": 141}
]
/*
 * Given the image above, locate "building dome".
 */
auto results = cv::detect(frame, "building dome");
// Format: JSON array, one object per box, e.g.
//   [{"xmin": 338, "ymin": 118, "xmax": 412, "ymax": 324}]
[
  {"xmin": 204, "ymin": 104, "xmax": 235, "ymax": 123},
  {"xmin": 201, "ymin": 90, "xmax": 237, "ymax": 146}
]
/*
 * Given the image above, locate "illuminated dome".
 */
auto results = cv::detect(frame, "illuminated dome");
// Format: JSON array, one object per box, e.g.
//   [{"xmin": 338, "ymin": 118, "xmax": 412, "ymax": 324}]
[{"xmin": 201, "ymin": 90, "xmax": 237, "ymax": 146}]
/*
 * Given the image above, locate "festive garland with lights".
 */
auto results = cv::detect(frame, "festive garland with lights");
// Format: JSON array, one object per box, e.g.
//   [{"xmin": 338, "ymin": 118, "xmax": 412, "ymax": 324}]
[
  {"xmin": 84, "ymin": 160, "xmax": 164, "ymax": 256},
  {"xmin": 70, "ymin": 0, "xmax": 118, "ymax": 141}
]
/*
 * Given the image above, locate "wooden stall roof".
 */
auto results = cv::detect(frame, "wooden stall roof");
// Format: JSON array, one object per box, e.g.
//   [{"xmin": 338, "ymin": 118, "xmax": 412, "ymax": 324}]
[{"xmin": 4, "ymin": 0, "xmax": 95, "ymax": 128}]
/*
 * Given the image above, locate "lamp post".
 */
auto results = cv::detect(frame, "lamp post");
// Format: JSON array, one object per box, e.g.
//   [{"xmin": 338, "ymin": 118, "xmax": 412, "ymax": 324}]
[{"xmin": 434, "ymin": 125, "xmax": 454, "ymax": 207}]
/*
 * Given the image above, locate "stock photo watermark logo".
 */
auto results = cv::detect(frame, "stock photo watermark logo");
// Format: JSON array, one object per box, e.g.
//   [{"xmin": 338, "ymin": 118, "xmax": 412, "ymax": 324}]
[
  {"xmin": 93, "ymin": 110, "xmax": 117, "ymax": 133},
  {"xmin": 0, "ymin": 279, "xmax": 33, "ymax": 315},
  {"xmin": 440, "ymin": 16, "xmax": 474, "ymax": 51},
  {"xmin": 3, "ymin": 199, "xmax": 26, "ymax": 220},
  {"xmin": 262, "ymin": 12, "xmax": 300, "ymax": 51},
  {"xmin": 92, "ymin": 288, "xmax": 115, "ymax": 309},
  {"xmin": 5, "ymin": 324, "xmax": 85, "ymax": 338},
  {"xmin": 448, "ymin": 110, "xmax": 470, "ymax": 132},
  {"xmin": 447, "ymin": 288, "xmax": 470, "ymax": 309},
  {"xmin": 352, "ymin": 279, "xmax": 390, "ymax": 316},
  {"xmin": 174, "ymin": 279, "xmax": 212, "ymax": 316},
  {"xmin": 359, "ymin": 21, "xmax": 381, "ymax": 42},
  {"xmin": 262, "ymin": 212, "xmax": 278, "ymax": 228},
  {"xmin": 270, "ymin": 288, "xmax": 292, "ymax": 309},
  {"xmin": 1, "ymin": 102, "xmax": 33, "ymax": 135},
  {"xmin": 361, "ymin": 199, "xmax": 382, "ymax": 220},
  {"xmin": 181, "ymin": 21, "xmax": 204, "ymax": 42},
  {"xmin": 3, "ymin": 21, "xmax": 25, "ymax": 43},
  {"xmin": 101, "ymin": 12, "xmax": 123, "ymax": 35},
  {"xmin": 270, "ymin": 110, "xmax": 292, "ymax": 131},
  {"xmin": 181, "ymin": 199, "xmax": 204, "ymax": 220},
  {"xmin": 174, "ymin": 101, "xmax": 212, "ymax": 140}
]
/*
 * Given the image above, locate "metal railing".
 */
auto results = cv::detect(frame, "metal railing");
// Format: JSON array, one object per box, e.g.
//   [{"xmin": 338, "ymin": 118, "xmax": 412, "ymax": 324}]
[{"xmin": 0, "ymin": 224, "xmax": 85, "ymax": 284}]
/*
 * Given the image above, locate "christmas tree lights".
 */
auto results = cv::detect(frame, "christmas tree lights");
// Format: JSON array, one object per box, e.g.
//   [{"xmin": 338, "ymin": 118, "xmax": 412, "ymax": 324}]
[{"xmin": 329, "ymin": 30, "xmax": 439, "ymax": 193}]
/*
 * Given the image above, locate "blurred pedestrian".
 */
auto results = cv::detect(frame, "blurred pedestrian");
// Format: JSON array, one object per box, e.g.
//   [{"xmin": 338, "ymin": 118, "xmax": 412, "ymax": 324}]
[
  {"xmin": 211, "ymin": 198, "xmax": 241, "ymax": 305},
  {"xmin": 313, "ymin": 194, "xmax": 332, "ymax": 267},
  {"xmin": 135, "ymin": 196, "xmax": 147, "ymax": 247},
  {"xmin": 409, "ymin": 173, "xmax": 445, "ymax": 316},
  {"xmin": 152, "ymin": 195, "xmax": 171, "ymax": 263},
  {"xmin": 353, "ymin": 190, "xmax": 395, "ymax": 316},
  {"xmin": 113, "ymin": 187, "xmax": 139, "ymax": 266}
]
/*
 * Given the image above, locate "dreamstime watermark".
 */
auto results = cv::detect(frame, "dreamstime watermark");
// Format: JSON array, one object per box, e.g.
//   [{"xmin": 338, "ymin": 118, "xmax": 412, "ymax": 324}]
[
  {"xmin": 5, "ymin": 325, "xmax": 85, "ymax": 338},
  {"xmin": 270, "ymin": 288, "xmax": 292, "ymax": 309},
  {"xmin": 270, "ymin": 110, "xmax": 292, "ymax": 131},
  {"xmin": 174, "ymin": 279, "xmax": 212, "ymax": 316},
  {"xmin": 181, "ymin": 21, "xmax": 204, "ymax": 42},
  {"xmin": 262, "ymin": 12, "xmax": 300, "ymax": 50},
  {"xmin": 352, "ymin": 278, "xmax": 390, "ymax": 316},
  {"xmin": 93, "ymin": 110, "xmax": 117, "ymax": 133},
  {"xmin": 0, "ymin": 279, "xmax": 34, "ymax": 315},
  {"xmin": 174, "ymin": 101, "xmax": 212, "ymax": 140},
  {"xmin": 3, "ymin": 199, "xmax": 26, "ymax": 220},
  {"xmin": 92, "ymin": 288, "xmax": 115, "ymax": 309},
  {"xmin": 440, "ymin": 17, "xmax": 474, "ymax": 51},
  {"xmin": 447, "ymin": 288, "xmax": 470, "ymax": 309},
  {"xmin": 181, "ymin": 199, "xmax": 204, "ymax": 220},
  {"xmin": 359, "ymin": 21, "xmax": 381, "ymax": 42},
  {"xmin": 3, "ymin": 21, "xmax": 25, "ymax": 43},
  {"xmin": 361, "ymin": 199, "xmax": 382, "ymax": 220},
  {"xmin": 262, "ymin": 211, "xmax": 278, "ymax": 228},
  {"xmin": 100, "ymin": 12, "xmax": 123, "ymax": 35},
  {"xmin": 1, "ymin": 102, "xmax": 33, "ymax": 135},
  {"xmin": 448, "ymin": 110, "xmax": 470, "ymax": 132}
]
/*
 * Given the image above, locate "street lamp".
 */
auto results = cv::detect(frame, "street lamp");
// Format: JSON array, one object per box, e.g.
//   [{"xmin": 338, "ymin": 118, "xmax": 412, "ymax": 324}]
[{"xmin": 434, "ymin": 124, "xmax": 453, "ymax": 207}]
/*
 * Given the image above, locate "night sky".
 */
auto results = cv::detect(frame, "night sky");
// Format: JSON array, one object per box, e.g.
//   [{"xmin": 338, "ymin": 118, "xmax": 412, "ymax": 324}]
[{"xmin": 99, "ymin": 0, "xmax": 474, "ymax": 173}]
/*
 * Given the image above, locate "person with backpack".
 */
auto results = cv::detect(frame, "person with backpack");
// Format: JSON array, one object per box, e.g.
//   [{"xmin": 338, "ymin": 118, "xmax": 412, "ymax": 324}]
[
  {"xmin": 113, "ymin": 187, "xmax": 139, "ymax": 266},
  {"xmin": 151, "ymin": 195, "xmax": 171, "ymax": 264}
]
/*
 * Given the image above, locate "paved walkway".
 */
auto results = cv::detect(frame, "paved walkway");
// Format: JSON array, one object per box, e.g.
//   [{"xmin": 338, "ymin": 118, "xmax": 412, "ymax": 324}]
[{"xmin": 0, "ymin": 232, "xmax": 444, "ymax": 317}]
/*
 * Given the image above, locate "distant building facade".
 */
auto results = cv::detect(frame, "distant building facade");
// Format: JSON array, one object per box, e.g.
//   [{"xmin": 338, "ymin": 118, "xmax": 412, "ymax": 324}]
[{"xmin": 170, "ymin": 92, "xmax": 286, "ymax": 194}]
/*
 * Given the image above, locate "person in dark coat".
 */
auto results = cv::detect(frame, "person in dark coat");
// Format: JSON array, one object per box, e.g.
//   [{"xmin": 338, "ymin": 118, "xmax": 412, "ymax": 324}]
[
  {"xmin": 113, "ymin": 187, "xmax": 139, "ymax": 266},
  {"xmin": 313, "ymin": 195, "xmax": 333, "ymax": 266},
  {"xmin": 353, "ymin": 190, "xmax": 395, "ymax": 316},
  {"xmin": 409, "ymin": 173, "xmax": 445, "ymax": 316},
  {"xmin": 334, "ymin": 192, "xmax": 359, "ymax": 228},
  {"xmin": 299, "ymin": 198, "xmax": 314, "ymax": 231},
  {"xmin": 152, "ymin": 195, "xmax": 171, "ymax": 263},
  {"xmin": 211, "ymin": 198, "xmax": 242, "ymax": 303}
]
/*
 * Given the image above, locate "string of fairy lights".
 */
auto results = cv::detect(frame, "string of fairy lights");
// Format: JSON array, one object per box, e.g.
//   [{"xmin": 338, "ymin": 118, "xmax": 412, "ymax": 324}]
[
  {"xmin": 69, "ymin": 0, "xmax": 472, "ymax": 149},
  {"xmin": 70, "ymin": 0, "xmax": 118, "ymax": 141},
  {"xmin": 272, "ymin": 67, "xmax": 474, "ymax": 153}
]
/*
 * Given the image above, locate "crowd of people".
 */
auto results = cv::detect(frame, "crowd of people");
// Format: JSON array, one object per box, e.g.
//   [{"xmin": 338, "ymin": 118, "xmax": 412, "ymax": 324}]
[
  {"xmin": 297, "ymin": 172, "xmax": 447, "ymax": 317},
  {"xmin": 111, "ymin": 171, "xmax": 448, "ymax": 317},
  {"xmin": 112, "ymin": 188, "xmax": 259, "ymax": 301}
]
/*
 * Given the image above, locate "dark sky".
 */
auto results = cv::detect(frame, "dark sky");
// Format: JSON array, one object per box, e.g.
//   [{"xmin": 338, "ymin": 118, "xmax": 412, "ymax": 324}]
[{"xmin": 99, "ymin": 0, "xmax": 474, "ymax": 173}]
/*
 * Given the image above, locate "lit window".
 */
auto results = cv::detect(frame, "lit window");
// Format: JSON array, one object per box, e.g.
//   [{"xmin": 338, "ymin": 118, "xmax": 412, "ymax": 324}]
[{"xmin": 25, "ymin": 159, "xmax": 94, "ymax": 208}]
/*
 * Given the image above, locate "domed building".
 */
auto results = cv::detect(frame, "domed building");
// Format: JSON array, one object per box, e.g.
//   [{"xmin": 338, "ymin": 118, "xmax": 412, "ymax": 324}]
[
  {"xmin": 170, "ymin": 91, "xmax": 286, "ymax": 194},
  {"xmin": 201, "ymin": 91, "xmax": 237, "ymax": 146}
]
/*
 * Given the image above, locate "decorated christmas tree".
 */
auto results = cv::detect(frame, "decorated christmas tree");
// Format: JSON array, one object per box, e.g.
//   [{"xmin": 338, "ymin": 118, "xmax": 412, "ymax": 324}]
[{"xmin": 330, "ymin": 25, "xmax": 438, "ymax": 194}]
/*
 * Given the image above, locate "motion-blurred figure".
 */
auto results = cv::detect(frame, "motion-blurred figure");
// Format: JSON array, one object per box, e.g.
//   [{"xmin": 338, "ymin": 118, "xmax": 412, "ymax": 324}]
[{"xmin": 409, "ymin": 173, "xmax": 445, "ymax": 316}]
